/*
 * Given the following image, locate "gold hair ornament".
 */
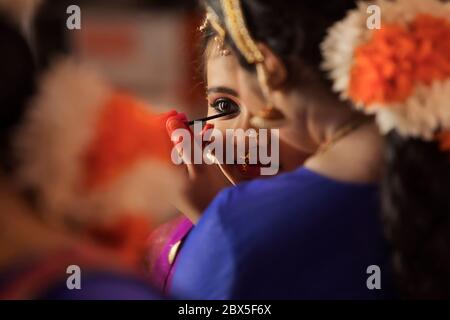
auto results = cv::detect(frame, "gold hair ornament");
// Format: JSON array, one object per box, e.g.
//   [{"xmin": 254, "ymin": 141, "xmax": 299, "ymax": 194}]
[
  {"xmin": 203, "ymin": 0, "xmax": 285, "ymax": 128},
  {"xmin": 220, "ymin": 0, "xmax": 264, "ymax": 64}
]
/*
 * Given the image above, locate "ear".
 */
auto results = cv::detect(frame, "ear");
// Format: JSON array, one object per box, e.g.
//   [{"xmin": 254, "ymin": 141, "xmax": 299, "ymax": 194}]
[{"xmin": 257, "ymin": 43, "xmax": 288, "ymax": 89}]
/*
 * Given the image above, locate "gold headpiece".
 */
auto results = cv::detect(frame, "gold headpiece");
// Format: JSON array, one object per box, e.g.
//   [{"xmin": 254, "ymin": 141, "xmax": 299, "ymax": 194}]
[
  {"xmin": 202, "ymin": 0, "xmax": 264, "ymax": 64},
  {"xmin": 200, "ymin": 7, "xmax": 226, "ymax": 40},
  {"xmin": 220, "ymin": 0, "xmax": 264, "ymax": 64},
  {"xmin": 201, "ymin": 0, "xmax": 285, "ymax": 128}
]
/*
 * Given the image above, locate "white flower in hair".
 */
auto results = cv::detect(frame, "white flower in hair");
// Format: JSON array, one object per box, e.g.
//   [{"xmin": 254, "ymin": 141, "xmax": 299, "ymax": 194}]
[{"xmin": 321, "ymin": 0, "xmax": 450, "ymax": 140}]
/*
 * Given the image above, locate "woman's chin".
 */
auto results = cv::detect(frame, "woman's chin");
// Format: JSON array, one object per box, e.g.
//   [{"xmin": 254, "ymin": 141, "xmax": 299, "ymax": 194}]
[
  {"xmin": 237, "ymin": 163, "xmax": 282, "ymax": 180},
  {"xmin": 237, "ymin": 163, "xmax": 262, "ymax": 179}
]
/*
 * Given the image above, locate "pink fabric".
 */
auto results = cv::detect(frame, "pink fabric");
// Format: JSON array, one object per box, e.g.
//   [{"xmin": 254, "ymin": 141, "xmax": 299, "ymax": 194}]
[{"xmin": 148, "ymin": 217, "xmax": 193, "ymax": 293}]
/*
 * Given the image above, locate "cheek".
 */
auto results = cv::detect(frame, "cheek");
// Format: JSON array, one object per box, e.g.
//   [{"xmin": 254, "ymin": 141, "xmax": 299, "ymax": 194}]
[
  {"xmin": 209, "ymin": 115, "xmax": 243, "ymax": 144},
  {"xmin": 208, "ymin": 119, "xmax": 228, "ymax": 135},
  {"xmin": 279, "ymin": 126, "xmax": 309, "ymax": 153},
  {"xmin": 279, "ymin": 125, "xmax": 297, "ymax": 141},
  {"xmin": 207, "ymin": 114, "xmax": 249, "ymax": 161}
]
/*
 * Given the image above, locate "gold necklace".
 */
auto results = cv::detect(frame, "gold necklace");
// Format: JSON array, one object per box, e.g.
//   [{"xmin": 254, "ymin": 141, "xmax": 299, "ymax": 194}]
[{"xmin": 315, "ymin": 117, "xmax": 370, "ymax": 156}]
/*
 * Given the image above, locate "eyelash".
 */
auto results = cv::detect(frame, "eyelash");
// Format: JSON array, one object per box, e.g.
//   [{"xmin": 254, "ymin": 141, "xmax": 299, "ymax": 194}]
[{"xmin": 209, "ymin": 98, "xmax": 240, "ymax": 116}]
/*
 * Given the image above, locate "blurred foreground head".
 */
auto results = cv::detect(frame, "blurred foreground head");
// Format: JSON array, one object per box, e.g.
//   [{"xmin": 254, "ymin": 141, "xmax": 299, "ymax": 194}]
[
  {"xmin": 0, "ymin": 2, "xmax": 184, "ymax": 232},
  {"xmin": 15, "ymin": 58, "xmax": 184, "ymax": 226}
]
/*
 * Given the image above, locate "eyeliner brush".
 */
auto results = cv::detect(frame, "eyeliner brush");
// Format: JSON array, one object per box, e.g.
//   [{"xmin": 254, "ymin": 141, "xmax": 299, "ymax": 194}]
[{"xmin": 186, "ymin": 111, "xmax": 237, "ymax": 126}]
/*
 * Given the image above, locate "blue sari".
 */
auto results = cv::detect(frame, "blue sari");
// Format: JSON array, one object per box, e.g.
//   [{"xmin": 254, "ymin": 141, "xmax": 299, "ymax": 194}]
[{"xmin": 170, "ymin": 167, "xmax": 396, "ymax": 299}]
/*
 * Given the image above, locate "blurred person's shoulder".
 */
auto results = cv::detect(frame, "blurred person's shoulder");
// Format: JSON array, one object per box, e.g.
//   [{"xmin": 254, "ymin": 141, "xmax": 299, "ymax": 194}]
[{"xmin": 0, "ymin": 244, "xmax": 161, "ymax": 300}]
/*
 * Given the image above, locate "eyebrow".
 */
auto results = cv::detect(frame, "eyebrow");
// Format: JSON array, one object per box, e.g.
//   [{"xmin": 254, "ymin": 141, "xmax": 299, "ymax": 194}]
[{"xmin": 206, "ymin": 86, "xmax": 239, "ymax": 97}]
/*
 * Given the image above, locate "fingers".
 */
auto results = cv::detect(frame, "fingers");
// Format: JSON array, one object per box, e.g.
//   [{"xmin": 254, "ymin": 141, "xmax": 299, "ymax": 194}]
[
  {"xmin": 166, "ymin": 113, "xmax": 189, "ymax": 135},
  {"xmin": 200, "ymin": 123, "xmax": 216, "ymax": 164},
  {"xmin": 200, "ymin": 123, "xmax": 215, "ymax": 140},
  {"xmin": 157, "ymin": 110, "xmax": 178, "ymax": 122},
  {"xmin": 166, "ymin": 113, "xmax": 196, "ymax": 177},
  {"xmin": 165, "ymin": 114, "xmax": 218, "ymax": 179},
  {"xmin": 201, "ymin": 123, "xmax": 214, "ymax": 132}
]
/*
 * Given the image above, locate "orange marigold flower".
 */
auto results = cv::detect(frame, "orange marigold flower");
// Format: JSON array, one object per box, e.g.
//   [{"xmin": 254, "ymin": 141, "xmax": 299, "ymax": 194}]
[
  {"xmin": 349, "ymin": 14, "xmax": 450, "ymax": 106},
  {"xmin": 82, "ymin": 92, "xmax": 175, "ymax": 190}
]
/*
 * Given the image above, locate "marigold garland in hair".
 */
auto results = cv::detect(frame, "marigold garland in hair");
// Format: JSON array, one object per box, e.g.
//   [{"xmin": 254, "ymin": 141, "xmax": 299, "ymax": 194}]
[
  {"xmin": 350, "ymin": 14, "xmax": 450, "ymax": 106},
  {"xmin": 322, "ymin": 0, "xmax": 450, "ymax": 141}
]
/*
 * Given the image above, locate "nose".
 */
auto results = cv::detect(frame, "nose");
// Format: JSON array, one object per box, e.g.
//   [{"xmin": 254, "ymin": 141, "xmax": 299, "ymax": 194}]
[
  {"xmin": 227, "ymin": 109, "xmax": 260, "ymax": 153},
  {"xmin": 231, "ymin": 107, "xmax": 255, "ymax": 132}
]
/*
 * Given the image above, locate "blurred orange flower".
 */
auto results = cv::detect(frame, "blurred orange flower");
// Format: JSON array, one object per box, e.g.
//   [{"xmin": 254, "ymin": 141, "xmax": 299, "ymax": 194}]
[
  {"xmin": 82, "ymin": 92, "xmax": 174, "ymax": 190},
  {"xmin": 349, "ymin": 14, "xmax": 450, "ymax": 106},
  {"xmin": 87, "ymin": 213, "xmax": 153, "ymax": 267}
]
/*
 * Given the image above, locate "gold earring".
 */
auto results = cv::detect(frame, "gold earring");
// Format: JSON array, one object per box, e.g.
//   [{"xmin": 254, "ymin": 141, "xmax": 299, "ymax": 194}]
[
  {"xmin": 250, "ymin": 108, "xmax": 285, "ymax": 129},
  {"xmin": 250, "ymin": 63, "xmax": 285, "ymax": 128}
]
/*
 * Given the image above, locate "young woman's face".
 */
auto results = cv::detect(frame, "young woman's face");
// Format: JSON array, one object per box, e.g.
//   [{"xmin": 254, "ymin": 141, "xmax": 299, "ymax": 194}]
[{"xmin": 205, "ymin": 42, "xmax": 309, "ymax": 183}]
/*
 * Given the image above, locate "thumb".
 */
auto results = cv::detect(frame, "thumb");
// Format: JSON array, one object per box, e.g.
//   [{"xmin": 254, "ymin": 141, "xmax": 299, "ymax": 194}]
[
  {"xmin": 157, "ymin": 109, "xmax": 178, "ymax": 122},
  {"xmin": 166, "ymin": 113, "xmax": 189, "ymax": 140}
]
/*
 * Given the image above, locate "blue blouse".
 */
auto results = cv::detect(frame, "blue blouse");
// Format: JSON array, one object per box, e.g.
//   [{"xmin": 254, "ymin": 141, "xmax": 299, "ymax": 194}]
[
  {"xmin": 171, "ymin": 167, "xmax": 396, "ymax": 299},
  {"xmin": 40, "ymin": 272, "xmax": 161, "ymax": 300}
]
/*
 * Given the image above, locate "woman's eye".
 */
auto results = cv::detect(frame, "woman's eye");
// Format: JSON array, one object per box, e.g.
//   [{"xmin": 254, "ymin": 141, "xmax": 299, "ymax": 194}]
[{"xmin": 210, "ymin": 98, "xmax": 240, "ymax": 115}]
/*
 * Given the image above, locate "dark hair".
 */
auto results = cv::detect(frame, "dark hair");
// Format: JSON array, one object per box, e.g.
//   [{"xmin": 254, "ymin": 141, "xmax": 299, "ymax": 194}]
[
  {"xmin": 202, "ymin": 0, "xmax": 356, "ymax": 85},
  {"xmin": 202, "ymin": 0, "xmax": 450, "ymax": 298},
  {"xmin": 33, "ymin": 0, "xmax": 72, "ymax": 71},
  {"xmin": 382, "ymin": 132, "xmax": 450, "ymax": 298},
  {"xmin": 0, "ymin": 15, "xmax": 36, "ymax": 173}
]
